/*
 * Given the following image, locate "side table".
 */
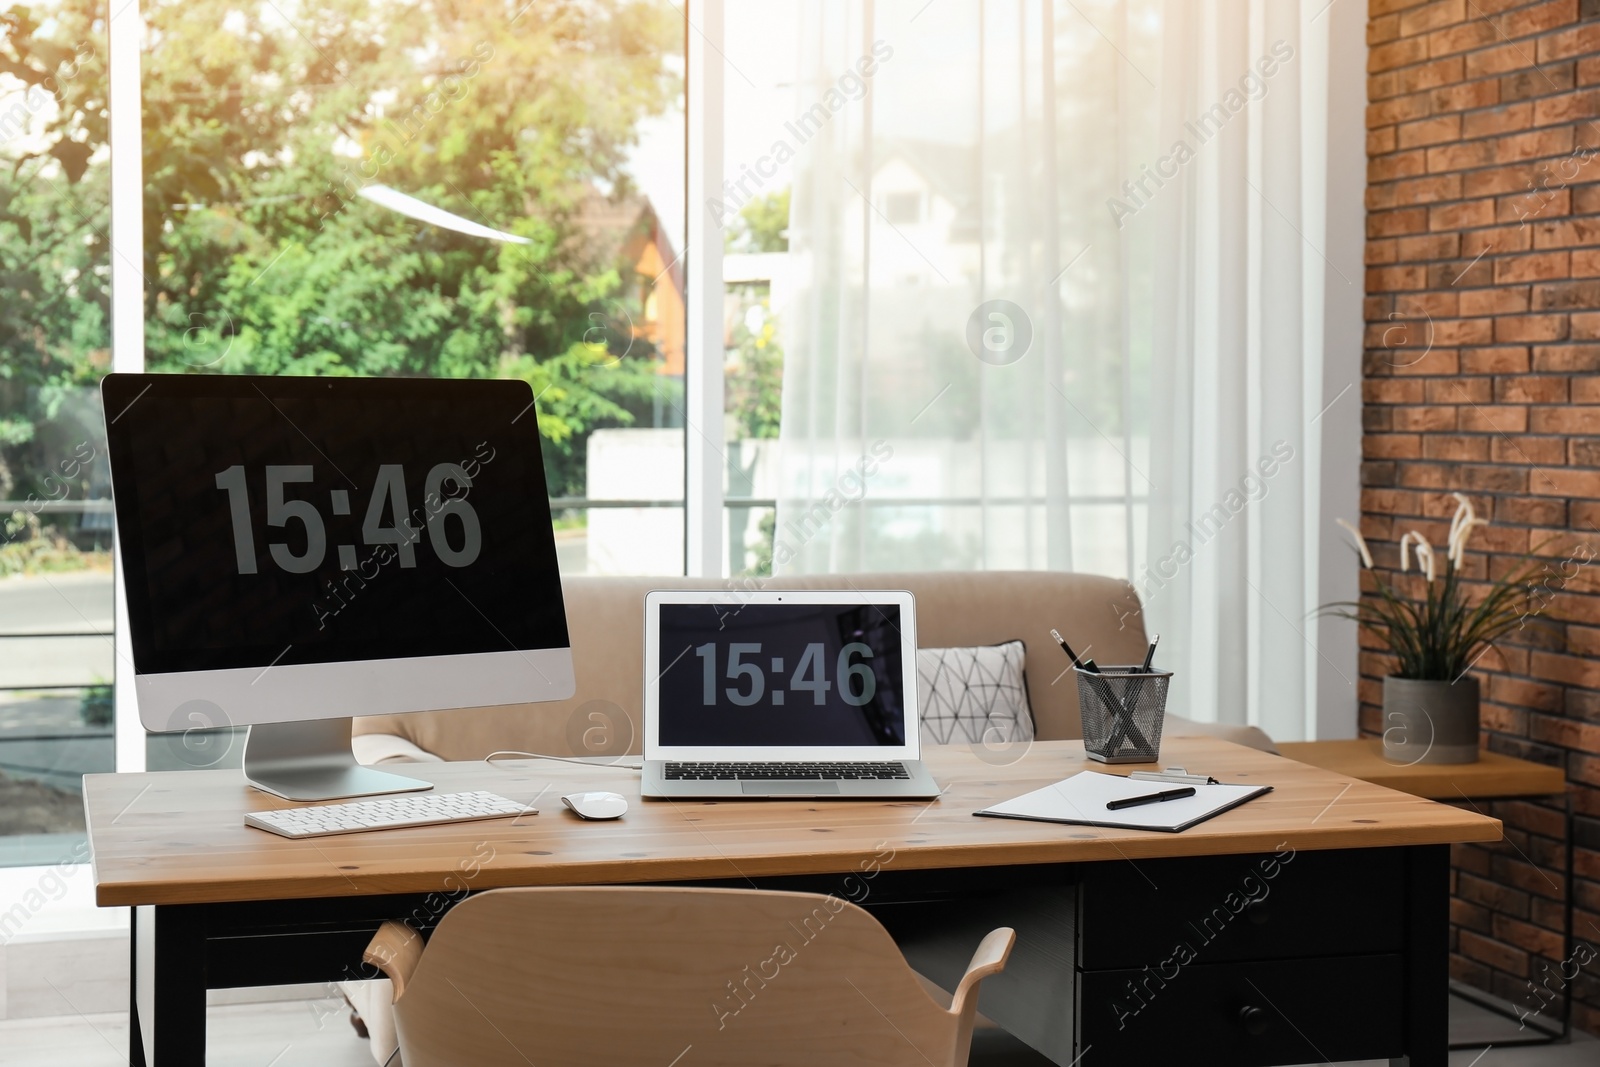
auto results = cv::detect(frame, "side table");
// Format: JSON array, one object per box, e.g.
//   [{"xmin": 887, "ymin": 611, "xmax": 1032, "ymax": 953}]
[{"xmin": 1279, "ymin": 738, "xmax": 1571, "ymax": 1047}]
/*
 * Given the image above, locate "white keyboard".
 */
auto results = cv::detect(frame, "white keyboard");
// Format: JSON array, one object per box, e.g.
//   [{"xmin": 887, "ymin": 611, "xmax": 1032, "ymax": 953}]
[{"xmin": 244, "ymin": 790, "xmax": 532, "ymax": 839}]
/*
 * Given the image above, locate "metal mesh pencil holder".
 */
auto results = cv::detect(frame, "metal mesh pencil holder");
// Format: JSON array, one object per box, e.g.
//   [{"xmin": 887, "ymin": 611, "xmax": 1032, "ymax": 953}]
[{"xmin": 1075, "ymin": 666, "xmax": 1173, "ymax": 764}]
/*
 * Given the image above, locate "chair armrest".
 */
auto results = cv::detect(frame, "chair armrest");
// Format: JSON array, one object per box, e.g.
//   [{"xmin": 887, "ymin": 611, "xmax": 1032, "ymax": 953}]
[
  {"xmin": 352, "ymin": 733, "xmax": 446, "ymax": 766},
  {"xmin": 363, "ymin": 921, "xmax": 424, "ymax": 1001},
  {"xmin": 947, "ymin": 927, "xmax": 1011, "ymax": 1030}
]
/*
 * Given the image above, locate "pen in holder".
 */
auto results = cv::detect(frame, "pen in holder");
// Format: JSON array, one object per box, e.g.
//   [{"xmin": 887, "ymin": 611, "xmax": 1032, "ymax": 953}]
[{"xmin": 1076, "ymin": 666, "xmax": 1173, "ymax": 764}]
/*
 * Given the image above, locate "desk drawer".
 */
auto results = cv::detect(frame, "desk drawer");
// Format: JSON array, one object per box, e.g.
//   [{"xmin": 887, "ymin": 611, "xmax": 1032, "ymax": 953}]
[
  {"xmin": 1077, "ymin": 954, "xmax": 1404, "ymax": 1065},
  {"xmin": 1077, "ymin": 847, "xmax": 1404, "ymax": 968}
]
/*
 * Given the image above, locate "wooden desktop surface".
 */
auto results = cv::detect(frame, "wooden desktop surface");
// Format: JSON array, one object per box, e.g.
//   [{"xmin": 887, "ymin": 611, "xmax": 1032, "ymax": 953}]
[
  {"xmin": 1276, "ymin": 738, "xmax": 1567, "ymax": 800},
  {"xmin": 83, "ymin": 738, "xmax": 1501, "ymax": 908}
]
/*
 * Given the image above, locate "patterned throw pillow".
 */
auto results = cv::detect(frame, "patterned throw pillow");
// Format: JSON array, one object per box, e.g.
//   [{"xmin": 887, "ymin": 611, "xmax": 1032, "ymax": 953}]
[{"xmin": 916, "ymin": 640, "xmax": 1034, "ymax": 746}]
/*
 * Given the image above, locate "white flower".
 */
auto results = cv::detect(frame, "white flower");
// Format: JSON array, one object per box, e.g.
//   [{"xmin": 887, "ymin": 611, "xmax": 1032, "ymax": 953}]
[
  {"xmin": 1399, "ymin": 530, "xmax": 1419, "ymax": 573},
  {"xmin": 1415, "ymin": 538, "xmax": 1437, "ymax": 582},
  {"xmin": 1450, "ymin": 518, "xmax": 1486, "ymax": 567},
  {"xmin": 1336, "ymin": 518, "xmax": 1374, "ymax": 569},
  {"xmin": 1448, "ymin": 493, "xmax": 1475, "ymax": 557},
  {"xmin": 1397, "ymin": 530, "xmax": 1438, "ymax": 581}
]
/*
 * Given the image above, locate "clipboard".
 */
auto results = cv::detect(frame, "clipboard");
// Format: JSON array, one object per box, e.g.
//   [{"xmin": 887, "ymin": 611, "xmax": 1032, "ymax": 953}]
[{"xmin": 974, "ymin": 770, "xmax": 1273, "ymax": 833}]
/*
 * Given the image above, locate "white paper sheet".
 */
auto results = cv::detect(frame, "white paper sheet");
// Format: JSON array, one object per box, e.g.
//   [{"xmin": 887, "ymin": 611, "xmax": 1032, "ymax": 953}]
[{"xmin": 975, "ymin": 770, "xmax": 1272, "ymax": 833}]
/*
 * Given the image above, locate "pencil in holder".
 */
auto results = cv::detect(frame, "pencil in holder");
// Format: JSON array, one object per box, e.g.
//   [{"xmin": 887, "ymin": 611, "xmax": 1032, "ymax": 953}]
[{"xmin": 1075, "ymin": 666, "xmax": 1173, "ymax": 764}]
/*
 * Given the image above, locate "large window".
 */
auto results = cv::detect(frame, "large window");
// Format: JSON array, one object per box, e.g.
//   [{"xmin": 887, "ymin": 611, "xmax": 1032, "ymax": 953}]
[
  {"xmin": 124, "ymin": 0, "xmax": 686, "ymax": 772},
  {"xmin": 0, "ymin": 1, "xmax": 113, "ymax": 867},
  {"xmin": 138, "ymin": 0, "xmax": 687, "ymax": 578},
  {"xmin": 721, "ymin": 1, "xmax": 1157, "ymax": 581},
  {"xmin": 0, "ymin": 0, "xmax": 690, "ymax": 845}
]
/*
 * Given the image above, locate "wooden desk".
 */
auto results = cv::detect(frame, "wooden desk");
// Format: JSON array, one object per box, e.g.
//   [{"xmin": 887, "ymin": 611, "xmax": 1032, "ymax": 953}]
[
  {"xmin": 1276, "ymin": 739, "xmax": 1567, "ymax": 801},
  {"xmin": 85, "ymin": 738, "xmax": 1499, "ymax": 1067}
]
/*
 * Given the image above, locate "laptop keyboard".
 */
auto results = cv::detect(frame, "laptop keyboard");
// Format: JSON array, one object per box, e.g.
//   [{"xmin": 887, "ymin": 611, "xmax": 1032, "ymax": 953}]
[{"xmin": 664, "ymin": 761, "xmax": 911, "ymax": 781}]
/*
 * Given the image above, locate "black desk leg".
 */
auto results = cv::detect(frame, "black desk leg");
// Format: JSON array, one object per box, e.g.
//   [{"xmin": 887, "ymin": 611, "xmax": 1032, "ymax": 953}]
[
  {"xmin": 131, "ymin": 905, "xmax": 209, "ymax": 1066},
  {"xmin": 1392, "ymin": 845, "xmax": 1449, "ymax": 1067},
  {"xmin": 129, "ymin": 909, "xmax": 143, "ymax": 1067}
]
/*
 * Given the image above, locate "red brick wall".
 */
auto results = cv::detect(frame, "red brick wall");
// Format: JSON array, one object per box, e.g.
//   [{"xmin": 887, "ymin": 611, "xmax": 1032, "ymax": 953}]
[{"xmin": 1364, "ymin": 0, "xmax": 1600, "ymax": 1035}]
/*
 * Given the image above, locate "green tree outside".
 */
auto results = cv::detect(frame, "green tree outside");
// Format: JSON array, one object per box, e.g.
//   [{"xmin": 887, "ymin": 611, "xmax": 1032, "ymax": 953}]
[{"xmin": 2, "ymin": 0, "xmax": 684, "ymax": 517}]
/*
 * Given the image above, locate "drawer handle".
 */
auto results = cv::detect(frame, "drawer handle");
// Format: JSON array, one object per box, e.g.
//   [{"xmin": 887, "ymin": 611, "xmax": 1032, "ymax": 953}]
[
  {"xmin": 1247, "ymin": 900, "xmax": 1269, "ymax": 926},
  {"xmin": 1239, "ymin": 1005, "xmax": 1271, "ymax": 1036}
]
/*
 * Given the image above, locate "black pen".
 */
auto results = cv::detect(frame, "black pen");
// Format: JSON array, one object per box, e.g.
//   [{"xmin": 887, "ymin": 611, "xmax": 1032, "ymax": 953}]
[
  {"xmin": 1106, "ymin": 786, "xmax": 1196, "ymax": 811},
  {"xmin": 1051, "ymin": 628, "xmax": 1152, "ymax": 753},
  {"xmin": 1049, "ymin": 629, "xmax": 1097, "ymax": 672},
  {"xmin": 1109, "ymin": 632, "xmax": 1163, "ymax": 751},
  {"xmin": 1139, "ymin": 633, "xmax": 1160, "ymax": 673}
]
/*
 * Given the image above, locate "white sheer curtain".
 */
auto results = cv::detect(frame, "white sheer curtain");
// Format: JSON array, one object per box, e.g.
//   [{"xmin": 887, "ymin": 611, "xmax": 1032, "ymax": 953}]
[{"xmin": 774, "ymin": 0, "xmax": 1331, "ymax": 740}]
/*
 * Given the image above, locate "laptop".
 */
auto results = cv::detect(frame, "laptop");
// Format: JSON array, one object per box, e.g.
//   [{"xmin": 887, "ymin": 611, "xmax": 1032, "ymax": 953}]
[{"xmin": 641, "ymin": 589, "xmax": 942, "ymax": 799}]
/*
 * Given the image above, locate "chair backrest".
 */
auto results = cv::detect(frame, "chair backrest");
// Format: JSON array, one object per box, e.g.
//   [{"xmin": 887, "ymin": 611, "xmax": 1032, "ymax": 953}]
[
  {"xmin": 354, "ymin": 570, "xmax": 1148, "ymax": 760},
  {"xmin": 366, "ymin": 885, "xmax": 1012, "ymax": 1067}
]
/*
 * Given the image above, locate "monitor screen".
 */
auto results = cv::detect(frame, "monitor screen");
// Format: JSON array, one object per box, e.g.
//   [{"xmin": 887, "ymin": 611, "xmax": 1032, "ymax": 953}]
[
  {"xmin": 103, "ymin": 374, "xmax": 569, "ymax": 674},
  {"xmin": 654, "ymin": 602, "xmax": 906, "ymax": 747}
]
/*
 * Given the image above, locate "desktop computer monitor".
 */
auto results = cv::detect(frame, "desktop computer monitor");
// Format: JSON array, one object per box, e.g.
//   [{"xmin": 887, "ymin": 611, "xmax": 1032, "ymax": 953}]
[{"xmin": 101, "ymin": 373, "xmax": 575, "ymax": 801}]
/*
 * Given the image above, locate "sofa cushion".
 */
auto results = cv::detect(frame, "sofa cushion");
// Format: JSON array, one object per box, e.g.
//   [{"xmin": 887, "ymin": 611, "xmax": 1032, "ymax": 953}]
[{"xmin": 917, "ymin": 640, "xmax": 1034, "ymax": 747}]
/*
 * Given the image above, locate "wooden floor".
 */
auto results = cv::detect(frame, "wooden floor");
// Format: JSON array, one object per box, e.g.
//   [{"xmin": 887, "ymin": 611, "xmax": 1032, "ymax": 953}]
[{"xmin": 0, "ymin": 996, "xmax": 1593, "ymax": 1067}]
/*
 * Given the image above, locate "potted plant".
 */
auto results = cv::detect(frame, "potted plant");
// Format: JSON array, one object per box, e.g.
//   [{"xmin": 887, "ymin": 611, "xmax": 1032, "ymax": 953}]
[{"xmin": 1324, "ymin": 494, "xmax": 1552, "ymax": 765}]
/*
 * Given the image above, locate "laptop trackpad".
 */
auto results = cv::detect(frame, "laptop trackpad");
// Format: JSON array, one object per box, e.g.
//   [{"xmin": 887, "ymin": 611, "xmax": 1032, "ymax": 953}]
[{"xmin": 743, "ymin": 781, "xmax": 841, "ymax": 795}]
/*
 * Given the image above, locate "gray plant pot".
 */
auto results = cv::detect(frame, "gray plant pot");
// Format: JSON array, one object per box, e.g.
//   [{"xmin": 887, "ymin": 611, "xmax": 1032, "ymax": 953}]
[{"xmin": 1382, "ymin": 676, "xmax": 1480, "ymax": 764}]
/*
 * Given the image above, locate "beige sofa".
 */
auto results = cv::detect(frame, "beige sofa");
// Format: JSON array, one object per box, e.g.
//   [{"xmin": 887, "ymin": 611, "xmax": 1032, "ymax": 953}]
[{"xmin": 353, "ymin": 571, "xmax": 1276, "ymax": 762}]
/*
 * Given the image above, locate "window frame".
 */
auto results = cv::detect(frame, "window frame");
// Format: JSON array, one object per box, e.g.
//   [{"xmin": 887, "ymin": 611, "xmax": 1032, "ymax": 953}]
[{"xmin": 684, "ymin": 0, "xmax": 726, "ymax": 579}]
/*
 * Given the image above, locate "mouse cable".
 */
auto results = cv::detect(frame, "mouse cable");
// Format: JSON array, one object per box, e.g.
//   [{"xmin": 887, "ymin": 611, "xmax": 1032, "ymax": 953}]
[{"xmin": 485, "ymin": 750, "xmax": 644, "ymax": 771}]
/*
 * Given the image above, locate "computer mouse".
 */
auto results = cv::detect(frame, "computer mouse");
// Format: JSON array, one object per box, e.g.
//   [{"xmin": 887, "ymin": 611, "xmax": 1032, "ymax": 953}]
[{"xmin": 561, "ymin": 791, "xmax": 628, "ymax": 820}]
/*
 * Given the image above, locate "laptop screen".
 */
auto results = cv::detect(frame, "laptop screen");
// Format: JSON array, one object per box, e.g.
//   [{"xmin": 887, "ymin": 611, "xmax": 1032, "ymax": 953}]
[{"xmin": 654, "ymin": 602, "xmax": 907, "ymax": 748}]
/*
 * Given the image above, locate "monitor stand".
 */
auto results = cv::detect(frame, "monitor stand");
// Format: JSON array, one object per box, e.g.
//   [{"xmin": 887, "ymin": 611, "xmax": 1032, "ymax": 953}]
[{"xmin": 243, "ymin": 718, "xmax": 433, "ymax": 802}]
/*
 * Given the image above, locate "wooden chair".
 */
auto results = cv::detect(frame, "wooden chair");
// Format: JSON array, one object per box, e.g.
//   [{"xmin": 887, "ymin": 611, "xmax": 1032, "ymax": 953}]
[{"xmin": 363, "ymin": 885, "xmax": 1015, "ymax": 1067}]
